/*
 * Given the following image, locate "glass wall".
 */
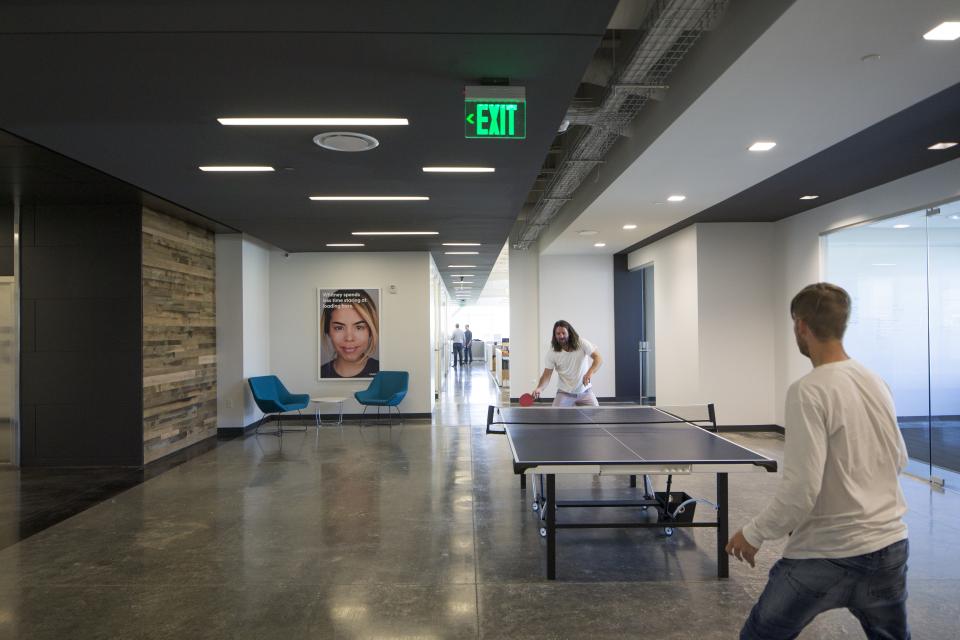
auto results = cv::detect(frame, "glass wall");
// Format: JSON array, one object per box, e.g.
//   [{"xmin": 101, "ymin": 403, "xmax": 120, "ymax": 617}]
[{"xmin": 823, "ymin": 199, "xmax": 960, "ymax": 489}]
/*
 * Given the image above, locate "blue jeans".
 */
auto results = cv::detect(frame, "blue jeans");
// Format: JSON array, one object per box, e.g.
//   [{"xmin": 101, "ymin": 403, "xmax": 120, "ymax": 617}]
[{"xmin": 742, "ymin": 539, "xmax": 909, "ymax": 640}]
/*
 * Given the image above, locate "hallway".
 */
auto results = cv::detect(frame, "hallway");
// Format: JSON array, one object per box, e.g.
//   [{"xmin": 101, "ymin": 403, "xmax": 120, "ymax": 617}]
[{"xmin": 0, "ymin": 372, "xmax": 957, "ymax": 638}]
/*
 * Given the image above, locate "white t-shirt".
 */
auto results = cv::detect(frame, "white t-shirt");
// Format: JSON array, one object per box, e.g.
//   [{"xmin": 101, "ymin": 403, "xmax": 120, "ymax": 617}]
[
  {"xmin": 743, "ymin": 359, "xmax": 909, "ymax": 559},
  {"xmin": 451, "ymin": 328, "xmax": 465, "ymax": 344},
  {"xmin": 545, "ymin": 338, "xmax": 596, "ymax": 394}
]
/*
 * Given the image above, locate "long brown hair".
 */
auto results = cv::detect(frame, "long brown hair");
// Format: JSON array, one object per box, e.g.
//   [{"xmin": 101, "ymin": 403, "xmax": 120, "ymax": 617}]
[
  {"xmin": 551, "ymin": 320, "xmax": 580, "ymax": 352},
  {"xmin": 320, "ymin": 289, "xmax": 380, "ymax": 358}
]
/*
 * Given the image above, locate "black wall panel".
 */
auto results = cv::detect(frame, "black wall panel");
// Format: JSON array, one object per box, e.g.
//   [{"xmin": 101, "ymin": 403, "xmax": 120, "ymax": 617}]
[
  {"xmin": 19, "ymin": 203, "xmax": 143, "ymax": 466},
  {"xmin": 613, "ymin": 254, "xmax": 643, "ymax": 400}
]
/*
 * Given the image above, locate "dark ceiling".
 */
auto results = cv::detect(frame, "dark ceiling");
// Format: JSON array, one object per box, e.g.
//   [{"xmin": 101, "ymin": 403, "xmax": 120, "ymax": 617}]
[{"xmin": 0, "ymin": 0, "xmax": 619, "ymax": 297}]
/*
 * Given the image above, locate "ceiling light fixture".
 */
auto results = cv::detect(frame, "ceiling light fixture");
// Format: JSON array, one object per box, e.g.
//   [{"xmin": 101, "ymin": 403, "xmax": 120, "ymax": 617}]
[
  {"xmin": 928, "ymin": 142, "xmax": 958, "ymax": 150},
  {"xmin": 667, "ymin": 195, "xmax": 686, "ymax": 202},
  {"xmin": 442, "ymin": 243, "xmax": 481, "ymax": 246},
  {"xmin": 448, "ymin": 265, "xmax": 476, "ymax": 268},
  {"xmin": 314, "ymin": 132, "xmax": 379, "ymax": 152},
  {"xmin": 800, "ymin": 195, "xmax": 820, "ymax": 200},
  {"xmin": 448, "ymin": 274, "xmax": 472, "ymax": 277},
  {"xmin": 594, "ymin": 242, "xmax": 606, "ymax": 248},
  {"xmin": 893, "ymin": 224, "xmax": 910, "ymax": 229},
  {"xmin": 444, "ymin": 251, "xmax": 478, "ymax": 255},
  {"xmin": 923, "ymin": 22, "xmax": 960, "ymax": 41},
  {"xmin": 422, "ymin": 167, "xmax": 495, "ymax": 173},
  {"xmin": 199, "ymin": 166, "xmax": 274, "ymax": 172},
  {"xmin": 577, "ymin": 230, "xmax": 599, "ymax": 236},
  {"xmin": 749, "ymin": 141, "xmax": 777, "ymax": 152},
  {"xmin": 351, "ymin": 231, "xmax": 439, "ymax": 236},
  {"xmin": 218, "ymin": 117, "xmax": 409, "ymax": 126},
  {"xmin": 326, "ymin": 243, "xmax": 365, "ymax": 247},
  {"xmin": 311, "ymin": 196, "xmax": 428, "ymax": 201},
  {"xmin": 622, "ymin": 224, "xmax": 637, "ymax": 230}
]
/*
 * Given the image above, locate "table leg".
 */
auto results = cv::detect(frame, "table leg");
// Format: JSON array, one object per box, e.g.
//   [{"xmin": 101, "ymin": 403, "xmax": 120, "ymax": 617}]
[
  {"xmin": 546, "ymin": 474, "xmax": 556, "ymax": 580},
  {"xmin": 717, "ymin": 472, "xmax": 729, "ymax": 578}
]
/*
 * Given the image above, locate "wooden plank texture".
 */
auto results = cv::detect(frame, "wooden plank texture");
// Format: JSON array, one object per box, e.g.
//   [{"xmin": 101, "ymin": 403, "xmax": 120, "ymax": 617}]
[{"xmin": 142, "ymin": 208, "xmax": 216, "ymax": 463}]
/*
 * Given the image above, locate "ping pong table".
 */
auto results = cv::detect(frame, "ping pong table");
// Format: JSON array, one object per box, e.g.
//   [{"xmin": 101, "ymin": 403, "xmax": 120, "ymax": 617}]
[{"xmin": 486, "ymin": 404, "xmax": 778, "ymax": 580}]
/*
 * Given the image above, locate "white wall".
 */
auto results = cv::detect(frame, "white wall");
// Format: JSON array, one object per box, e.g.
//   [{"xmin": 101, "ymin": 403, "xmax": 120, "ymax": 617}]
[
  {"xmin": 268, "ymin": 250, "xmax": 433, "ymax": 414},
  {"xmin": 215, "ymin": 234, "xmax": 272, "ymax": 429},
  {"xmin": 240, "ymin": 236, "xmax": 272, "ymax": 423},
  {"xmin": 627, "ymin": 225, "xmax": 700, "ymax": 407},
  {"xmin": 508, "ymin": 244, "xmax": 540, "ymax": 396},
  {"xmin": 772, "ymin": 157, "xmax": 960, "ymax": 424},
  {"xmin": 696, "ymin": 223, "xmax": 776, "ymax": 425},
  {"xmin": 538, "ymin": 255, "xmax": 616, "ymax": 398}
]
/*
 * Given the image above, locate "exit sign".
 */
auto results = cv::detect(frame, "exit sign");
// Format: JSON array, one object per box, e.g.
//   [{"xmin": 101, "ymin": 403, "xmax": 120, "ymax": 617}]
[
  {"xmin": 464, "ymin": 86, "xmax": 526, "ymax": 139},
  {"xmin": 465, "ymin": 100, "xmax": 526, "ymax": 139}
]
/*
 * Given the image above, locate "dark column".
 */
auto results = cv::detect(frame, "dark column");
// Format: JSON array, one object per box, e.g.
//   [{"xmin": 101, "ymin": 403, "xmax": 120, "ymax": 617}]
[
  {"xmin": 19, "ymin": 204, "xmax": 143, "ymax": 466},
  {"xmin": 613, "ymin": 254, "xmax": 643, "ymax": 399}
]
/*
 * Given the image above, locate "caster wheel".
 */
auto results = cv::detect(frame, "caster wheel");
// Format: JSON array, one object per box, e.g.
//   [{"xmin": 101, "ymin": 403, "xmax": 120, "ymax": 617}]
[
  {"xmin": 532, "ymin": 502, "xmax": 540, "ymax": 512},
  {"xmin": 539, "ymin": 527, "xmax": 547, "ymax": 538},
  {"xmin": 663, "ymin": 527, "xmax": 674, "ymax": 537}
]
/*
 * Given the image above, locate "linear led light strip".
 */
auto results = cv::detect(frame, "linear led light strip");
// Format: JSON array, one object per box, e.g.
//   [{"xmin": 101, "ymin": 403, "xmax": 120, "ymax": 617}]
[
  {"xmin": 199, "ymin": 166, "xmax": 274, "ymax": 172},
  {"xmin": 422, "ymin": 166, "xmax": 494, "ymax": 173},
  {"xmin": 311, "ymin": 196, "xmax": 428, "ymax": 201},
  {"xmin": 448, "ymin": 264, "xmax": 475, "ymax": 268},
  {"xmin": 218, "ymin": 117, "xmax": 409, "ymax": 126},
  {"xmin": 352, "ymin": 231, "xmax": 439, "ymax": 236}
]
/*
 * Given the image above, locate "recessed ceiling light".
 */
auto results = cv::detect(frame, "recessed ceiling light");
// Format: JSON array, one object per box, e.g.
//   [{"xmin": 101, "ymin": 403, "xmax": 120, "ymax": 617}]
[
  {"xmin": 749, "ymin": 141, "xmax": 777, "ymax": 152},
  {"xmin": 622, "ymin": 224, "xmax": 637, "ymax": 230},
  {"xmin": 351, "ymin": 231, "xmax": 439, "ymax": 236},
  {"xmin": 311, "ymin": 196, "xmax": 428, "ymax": 201},
  {"xmin": 800, "ymin": 195, "xmax": 820, "ymax": 200},
  {"xmin": 893, "ymin": 224, "xmax": 910, "ymax": 229},
  {"xmin": 951, "ymin": 215, "xmax": 960, "ymax": 220},
  {"xmin": 445, "ymin": 251, "xmax": 478, "ymax": 255},
  {"xmin": 594, "ymin": 242, "xmax": 606, "ymax": 248},
  {"xmin": 448, "ymin": 265, "xmax": 476, "ymax": 268},
  {"xmin": 923, "ymin": 22, "xmax": 960, "ymax": 41},
  {"xmin": 928, "ymin": 142, "xmax": 958, "ymax": 150},
  {"xmin": 667, "ymin": 195, "xmax": 686, "ymax": 202},
  {"xmin": 423, "ymin": 167, "xmax": 495, "ymax": 173},
  {"xmin": 442, "ymin": 243, "xmax": 481, "ymax": 246},
  {"xmin": 577, "ymin": 230, "xmax": 599, "ymax": 236},
  {"xmin": 217, "ymin": 117, "xmax": 409, "ymax": 126},
  {"xmin": 199, "ymin": 166, "xmax": 274, "ymax": 172},
  {"xmin": 326, "ymin": 243, "xmax": 365, "ymax": 247}
]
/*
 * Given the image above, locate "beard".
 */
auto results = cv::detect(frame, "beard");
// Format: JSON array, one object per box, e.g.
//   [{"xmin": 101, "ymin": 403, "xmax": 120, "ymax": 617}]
[{"xmin": 796, "ymin": 335, "xmax": 810, "ymax": 358}]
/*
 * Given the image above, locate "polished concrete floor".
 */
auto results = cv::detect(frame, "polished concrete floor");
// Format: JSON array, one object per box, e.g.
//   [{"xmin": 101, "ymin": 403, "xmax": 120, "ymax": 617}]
[{"xmin": 0, "ymin": 363, "xmax": 957, "ymax": 638}]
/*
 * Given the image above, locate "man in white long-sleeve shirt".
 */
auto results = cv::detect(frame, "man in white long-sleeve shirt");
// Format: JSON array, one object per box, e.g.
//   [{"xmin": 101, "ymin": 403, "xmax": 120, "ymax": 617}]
[{"xmin": 727, "ymin": 283, "xmax": 910, "ymax": 640}]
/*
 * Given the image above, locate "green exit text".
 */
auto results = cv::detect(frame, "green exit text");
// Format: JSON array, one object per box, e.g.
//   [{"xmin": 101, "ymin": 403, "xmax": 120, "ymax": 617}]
[{"xmin": 465, "ymin": 100, "xmax": 526, "ymax": 139}]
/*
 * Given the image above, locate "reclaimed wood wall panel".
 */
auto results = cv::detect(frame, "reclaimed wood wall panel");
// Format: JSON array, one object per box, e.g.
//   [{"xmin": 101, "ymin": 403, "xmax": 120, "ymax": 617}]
[{"xmin": 142, "ymin": 208, "xmax": 216, "ymax": 463}]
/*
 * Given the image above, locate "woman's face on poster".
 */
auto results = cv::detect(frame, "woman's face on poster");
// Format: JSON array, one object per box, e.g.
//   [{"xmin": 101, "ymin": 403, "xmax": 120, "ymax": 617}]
[{"xmin": 328, "ymin": 305, "xmax": 371, "ymax": 363}]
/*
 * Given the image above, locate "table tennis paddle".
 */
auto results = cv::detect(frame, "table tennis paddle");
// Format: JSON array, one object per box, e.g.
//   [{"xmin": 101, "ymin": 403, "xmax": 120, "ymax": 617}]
[{"xmin": 519, "ymin": 393, "xmax": 535, "ymax": 407}]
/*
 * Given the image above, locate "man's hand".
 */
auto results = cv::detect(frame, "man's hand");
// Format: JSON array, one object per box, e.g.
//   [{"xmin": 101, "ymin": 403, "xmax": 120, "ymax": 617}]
[
  {"xmin": 582, "ymin": 373, "xmax": 592, "ymax": 386},
  {"xmin": 725, "ymin": 529, "xmax": 759, "ymax": 568},
  {"xmin": 532, "ymin": 388, "xmax": 542, "ymax": 399}
]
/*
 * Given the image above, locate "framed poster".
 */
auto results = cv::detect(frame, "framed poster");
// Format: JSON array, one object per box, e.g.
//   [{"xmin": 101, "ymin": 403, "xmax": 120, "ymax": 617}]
[{"xmin": 318, "ymin": 288, "xmax": 381, "ymax": 379}]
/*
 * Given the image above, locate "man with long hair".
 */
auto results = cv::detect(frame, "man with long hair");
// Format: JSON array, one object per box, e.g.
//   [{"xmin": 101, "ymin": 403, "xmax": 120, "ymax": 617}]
[
  {"xmin": 531, "ymin": 320, "xmax": 603, "ymax": 406},
  {"xmin": 727, "ymin": 283, "xmax": 910, "ymax": 639}
]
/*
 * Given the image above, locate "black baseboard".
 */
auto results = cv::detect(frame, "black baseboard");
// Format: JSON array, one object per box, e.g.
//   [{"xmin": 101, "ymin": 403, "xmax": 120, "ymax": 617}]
[
  {"xmin": 716, "ymin": 425, "xmax": 784, "ymax": 434},
  {"xmin": 144, "ymin": 434, "xmax": 219, "ymax": 478},
  {"xmin": 218, "ymin": 412, "xmax": 433, "ymax": 437}
]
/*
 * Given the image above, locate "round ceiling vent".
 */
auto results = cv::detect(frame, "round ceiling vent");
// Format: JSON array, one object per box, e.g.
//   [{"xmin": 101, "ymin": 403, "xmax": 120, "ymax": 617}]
[{"xmin": 313, "ymin": 132, "xmax": 379, "ymax": 152}]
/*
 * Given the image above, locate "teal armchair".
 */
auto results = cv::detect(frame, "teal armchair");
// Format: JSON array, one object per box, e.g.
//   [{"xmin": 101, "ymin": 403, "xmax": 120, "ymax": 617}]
[
  {"xmin": 354, "ymin": 371, "xmax": 409, "ymax": 425},
  {"xmin": 248, "ymin": 375, "xmax": 310, "ymax": 435}
]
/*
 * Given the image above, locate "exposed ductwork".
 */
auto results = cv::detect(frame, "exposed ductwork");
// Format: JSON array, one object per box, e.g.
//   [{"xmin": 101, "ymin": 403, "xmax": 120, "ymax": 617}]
[{"xmin": 515, "ymin": 0, "xmax": 728, "ymax": 249}]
